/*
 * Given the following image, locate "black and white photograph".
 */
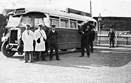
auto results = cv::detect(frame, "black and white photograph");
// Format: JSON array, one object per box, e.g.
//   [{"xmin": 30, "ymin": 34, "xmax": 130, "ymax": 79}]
[{"xmin": 0, "ymin": 0, "xmax": 131, "ymax": 83}]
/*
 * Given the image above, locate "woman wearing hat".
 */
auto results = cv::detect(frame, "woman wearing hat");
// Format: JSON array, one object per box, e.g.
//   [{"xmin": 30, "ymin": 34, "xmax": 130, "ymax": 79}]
[
  {"xmin": 34, "ymin": 24, "xmax": 47, "ymax": 61},
  {"xmin": 22, "ymin": 24, "xmax": 34, "ymax": 63}
]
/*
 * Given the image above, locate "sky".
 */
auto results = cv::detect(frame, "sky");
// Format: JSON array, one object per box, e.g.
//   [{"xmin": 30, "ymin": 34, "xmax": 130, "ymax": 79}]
[{"xmin": 0, "ymin": 0, "xmax": 131, "ymax": 17}]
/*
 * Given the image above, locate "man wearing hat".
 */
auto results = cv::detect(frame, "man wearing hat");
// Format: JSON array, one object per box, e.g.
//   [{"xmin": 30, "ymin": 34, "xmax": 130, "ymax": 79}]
[
  {"xmin": 108, "ymin": 28, "xmax": 115, "ymax": 48},
  {"xmin": 79, "ymin": 24, "xmax": 91, "ymax": 57},
  {"xmin": 89, "ymin": 22, "xmax": 95, "ymax": 53},
  {"xmin": 34, "ymin": 23, "xmax": 47, "ymax": 61},
  {"xmin": 48, "ymin": 25, "xmax": 60, "ymax": 61},
  {"xmin": 22, "ymin": 24, "xmax": 34, "ymax": 63}
]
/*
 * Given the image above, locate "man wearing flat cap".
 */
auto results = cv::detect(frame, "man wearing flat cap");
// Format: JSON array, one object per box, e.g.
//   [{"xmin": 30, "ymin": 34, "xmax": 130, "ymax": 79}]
[
  {"xmin": 22, "ymin": 24, "xmax": 34, "ymax": 63},
  {"xmin": 34, "ymin": 23, "xmax": 47, "ymax": 61},
  {"xmin": 48, "ymin": 25, "xmax": 60, "ymax": 61}
]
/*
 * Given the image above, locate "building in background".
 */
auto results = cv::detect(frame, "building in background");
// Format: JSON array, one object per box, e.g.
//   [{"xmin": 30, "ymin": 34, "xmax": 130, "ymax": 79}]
[{"xmin": 94, "ymin": 17, "xmax": 131, "ymax": 33}]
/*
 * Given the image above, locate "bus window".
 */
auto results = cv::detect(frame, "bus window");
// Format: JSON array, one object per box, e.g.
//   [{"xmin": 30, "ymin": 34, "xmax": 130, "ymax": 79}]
[
  {"xmin": 70, "ymin": 20, "xmax": 76, "ymax": 29},
  {"xmin": 60, "ymin": 18, "xmax": 69, "ymax": 28},
  {"xmin": 77, "ymin": 20, "xmax": 83, "ymax": 29},
  {"xmin": 34, "ymin": 18, "xmax": 44, "ymax": 27},
  {"xmin": 19, "ymin": 16, "xmax": 32, "ymax": 27},
  {"xmin": 7, "ymin": 16, "xmax": 21, "ymax": 27},
  {"xmin": 44, "ymin": 14, "xmax": 50, "ymax": 27},
  {"xmin": 50, "ymin": 16, "xmax": 59, "ymax": 27},
  {"xmin": 77, "ymin": 20, "xmax": 83, "ymax": 24}
]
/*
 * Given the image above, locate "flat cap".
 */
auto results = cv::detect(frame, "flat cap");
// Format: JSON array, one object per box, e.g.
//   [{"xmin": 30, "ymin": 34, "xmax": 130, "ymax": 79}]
[{"xmin": 51, "ymin": 25, "xmax": 56, "ymax": 28}]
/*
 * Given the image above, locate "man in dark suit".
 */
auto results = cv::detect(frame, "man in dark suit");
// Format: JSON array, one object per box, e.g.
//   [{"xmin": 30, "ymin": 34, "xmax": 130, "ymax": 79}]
[
  {"xmin": 48, "ymin": 25, "xmax": 60, "ymax": 61},
  {"xmin": 79, "ymin": 23, "xmax": 91, "ymax": 57},
  {"xmin": 89, "ymin": 24, "xmax": 95, "ymax": 53},
  {"xmin": 108, "ymin": 28, "xmax": 115, "ymax": 48},
  {"xmin": 43, "ymin": 25, "xmax": 49, "ymax": 56}
]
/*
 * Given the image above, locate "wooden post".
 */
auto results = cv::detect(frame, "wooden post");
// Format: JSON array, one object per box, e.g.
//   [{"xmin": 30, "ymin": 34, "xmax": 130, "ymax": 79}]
[{"xmin": 115, "ymin": 30, "xmax": 118, "ymax": 47}]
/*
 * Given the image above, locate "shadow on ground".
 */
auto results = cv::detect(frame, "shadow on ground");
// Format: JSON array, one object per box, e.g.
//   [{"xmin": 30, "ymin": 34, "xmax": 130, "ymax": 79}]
[
  {"xmin": 11, "ymin": 55, "xmax": 24, "ymax": 60},
  {"xmin": 11, "ymin": 51, "xmax": 131, "ymax": 68}
]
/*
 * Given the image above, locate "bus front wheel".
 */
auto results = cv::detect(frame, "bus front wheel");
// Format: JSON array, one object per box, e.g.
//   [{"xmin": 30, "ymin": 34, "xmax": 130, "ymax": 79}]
[{"xmin": 1, "ymin": 40, "xmax": 15, "ymax": 57}]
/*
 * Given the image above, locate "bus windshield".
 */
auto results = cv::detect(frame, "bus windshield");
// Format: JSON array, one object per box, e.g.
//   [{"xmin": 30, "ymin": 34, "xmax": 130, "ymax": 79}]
[
  {"xmin": 6, "ymin": 16, "xmax": 21, "ymax": 27},
  {"xmin": 18, "ymin": 16, "xmax": 32, "ymax": 27}
]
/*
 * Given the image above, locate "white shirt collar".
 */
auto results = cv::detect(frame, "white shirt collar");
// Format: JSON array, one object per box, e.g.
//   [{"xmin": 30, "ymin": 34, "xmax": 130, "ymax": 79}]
[{"xmin": 52, "ymin": 30, "xmax": 55, "ymax": 33}]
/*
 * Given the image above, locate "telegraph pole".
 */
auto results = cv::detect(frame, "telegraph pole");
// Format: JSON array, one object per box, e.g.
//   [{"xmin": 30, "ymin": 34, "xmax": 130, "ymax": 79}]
[
  {"xmin": 90, "ymin": 0, "xmax": 92, "ymax": 17},
  {"xmin": 98, "ymin": 13, "xmax": 102, "ymax": 33}
]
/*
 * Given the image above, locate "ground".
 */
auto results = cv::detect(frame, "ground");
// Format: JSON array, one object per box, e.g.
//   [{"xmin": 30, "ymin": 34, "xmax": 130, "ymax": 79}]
[{"xmin": 0, "ymin": 48, "xmax": 131, "ymax": 83}]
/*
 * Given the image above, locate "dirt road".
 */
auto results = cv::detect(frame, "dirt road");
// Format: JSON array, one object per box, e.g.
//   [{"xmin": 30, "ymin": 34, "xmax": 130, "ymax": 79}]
[{"xmin": 0, "ymin": 51, "xmax": 131, "ymax": 83}]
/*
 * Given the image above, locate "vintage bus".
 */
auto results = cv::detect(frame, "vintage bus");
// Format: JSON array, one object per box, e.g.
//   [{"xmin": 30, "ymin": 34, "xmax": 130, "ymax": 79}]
[{"xmin": 1, "ymin": 7, "xmax": 97, "ymax": 57}]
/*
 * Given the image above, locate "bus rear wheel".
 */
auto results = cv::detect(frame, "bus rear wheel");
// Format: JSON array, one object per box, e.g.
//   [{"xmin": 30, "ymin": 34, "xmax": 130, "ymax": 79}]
[{"xmin": 1, "ymin": 40, "xmax": 15, "ymax": 57}]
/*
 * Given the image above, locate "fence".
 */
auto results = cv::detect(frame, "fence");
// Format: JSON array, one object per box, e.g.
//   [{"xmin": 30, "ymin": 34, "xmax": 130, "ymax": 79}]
[{"xmin": 96, "ymin": 34, "xmax": 131, "ymax": 47}]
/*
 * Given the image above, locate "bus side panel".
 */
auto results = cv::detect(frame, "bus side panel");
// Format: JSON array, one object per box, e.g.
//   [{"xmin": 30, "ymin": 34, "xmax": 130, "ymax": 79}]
[{"xmin": 56, "ymin": 28, "xmax": 81, "ymax": 49}]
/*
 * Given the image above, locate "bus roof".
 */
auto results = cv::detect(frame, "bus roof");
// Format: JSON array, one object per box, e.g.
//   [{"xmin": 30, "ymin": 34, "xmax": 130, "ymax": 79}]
[{"xmin": 14, "ymin": 7, "xmax": 97, "ymax": 22}]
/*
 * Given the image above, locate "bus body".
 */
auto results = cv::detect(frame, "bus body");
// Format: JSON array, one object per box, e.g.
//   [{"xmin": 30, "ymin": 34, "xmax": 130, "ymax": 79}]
[{"xmin": 1, "ymin": 7, "xmax": 97, "ymax": 57}]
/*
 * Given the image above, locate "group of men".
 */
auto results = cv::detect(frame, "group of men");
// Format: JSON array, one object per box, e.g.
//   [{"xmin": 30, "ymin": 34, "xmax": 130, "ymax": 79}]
[
  {"xmin": 78, "ymin": 21, "xmax": 116, "ymax": 57},
  {"xmin": 78, "ymin": 21, "xmax": 95, "ymax": 57},
  {"xmin": 22, "ymin": 21, "xmax": 96, "ymax": 63},
  {"xmin": 22, "ymin": 24, "xmax": 60, "ymax": 63}
]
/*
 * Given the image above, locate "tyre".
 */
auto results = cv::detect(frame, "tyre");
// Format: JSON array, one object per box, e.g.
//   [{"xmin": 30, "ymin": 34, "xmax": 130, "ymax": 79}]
[{"xmin": 1, "ymin": 40, "xmax": 15, "ymax": 57}]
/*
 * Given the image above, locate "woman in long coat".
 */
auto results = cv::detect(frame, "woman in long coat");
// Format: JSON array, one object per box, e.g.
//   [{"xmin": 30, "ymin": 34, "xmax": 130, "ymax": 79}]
[
  {"xmin": 22, "ymin": 24, "xmax": 34, "ymax": 63},
  {"xmin": 34, "ymin": 24, "xmax": 47, "ymax": 61}
]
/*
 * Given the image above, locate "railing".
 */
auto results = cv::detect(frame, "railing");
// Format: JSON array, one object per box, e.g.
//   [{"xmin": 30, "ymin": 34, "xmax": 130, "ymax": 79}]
[{"xmin": 97, "ymin": 34, "xmax": 131, "ymax": 47}]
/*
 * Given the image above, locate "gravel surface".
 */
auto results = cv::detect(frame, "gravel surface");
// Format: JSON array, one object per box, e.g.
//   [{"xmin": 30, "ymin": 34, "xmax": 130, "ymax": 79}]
[{"xmin": 0, "ymin": 51, "xmax": 131, "ymax": 83}]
